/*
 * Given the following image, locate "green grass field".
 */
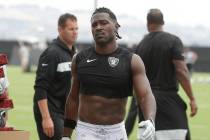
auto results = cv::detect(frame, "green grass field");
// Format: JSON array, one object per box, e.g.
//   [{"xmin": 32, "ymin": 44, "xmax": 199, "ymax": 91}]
[{"xmin": 6, "ymin": 65, "xmax": 210, "ymax": 140}]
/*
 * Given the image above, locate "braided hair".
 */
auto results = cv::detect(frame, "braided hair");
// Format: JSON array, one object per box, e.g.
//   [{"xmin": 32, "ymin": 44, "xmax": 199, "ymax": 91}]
[{"xmin": 92, "ymin": 7, "xmax": 122, "ymax": 39}]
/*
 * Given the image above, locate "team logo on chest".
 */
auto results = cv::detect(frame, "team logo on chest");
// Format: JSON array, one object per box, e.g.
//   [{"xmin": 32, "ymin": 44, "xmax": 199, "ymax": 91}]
[{"xmin": 108, "ymin": 57, "xmax": 119, "ymax": 67}]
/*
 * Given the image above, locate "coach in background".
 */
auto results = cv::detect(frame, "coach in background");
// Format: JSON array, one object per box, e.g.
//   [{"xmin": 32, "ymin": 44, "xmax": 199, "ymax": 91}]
[
  {"xmin": 33, "ymin": 13, "xmax": 78, "ymax": 140},
  {"xmin": 135, "ymin": 9, "xmax": 198, "ymax": 140}
]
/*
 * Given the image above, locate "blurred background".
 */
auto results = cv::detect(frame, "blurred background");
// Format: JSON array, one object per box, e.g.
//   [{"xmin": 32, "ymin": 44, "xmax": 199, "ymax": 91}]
[
  {"xmin": 0, "ymin": 0, "xmax": 210, "ymax": 72},
  {"xmin": 0, "ymin": 0, "xmax": 210, "ymax": 140},
  {"xmin": 1, "ymin": 0, "xmax": 210, "ymax": 72}
]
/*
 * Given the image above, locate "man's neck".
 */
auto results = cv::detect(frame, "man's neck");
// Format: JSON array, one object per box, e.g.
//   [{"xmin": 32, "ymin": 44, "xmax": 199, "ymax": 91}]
[
  {"xmin": 95, "ymin": 40, "xmax": 118, "ymax": 55},
  {"xmin": 58, "ymin": 36, "xmax": 73, "ymax": 50},
  {"xmin": 148, "ymin": 24, "xmax": 163, "ymax": 33}
]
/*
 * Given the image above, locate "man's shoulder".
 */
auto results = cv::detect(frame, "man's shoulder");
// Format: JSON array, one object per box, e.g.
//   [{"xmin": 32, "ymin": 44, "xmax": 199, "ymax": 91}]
[
  {"xmin": 75, "ymin": 46, "xmax": 94, "ymax": 60},
  {"xmin": 43, "ymin": 45, "xmax": 57, "ymax": 53},
  {"xmin": 39, "ymin": 45, "xmax": 59, "ymax": 59},
  {"xmin": 161, "ymin": 31, "xmax": 181, "ymax": 40},
  {"xmin": 118, "ymin": 46, "xmax": 133, "ymax": 56},
  {"xmin": 77, "ymin": 46, "xmax": 93, "ymax": 55}
]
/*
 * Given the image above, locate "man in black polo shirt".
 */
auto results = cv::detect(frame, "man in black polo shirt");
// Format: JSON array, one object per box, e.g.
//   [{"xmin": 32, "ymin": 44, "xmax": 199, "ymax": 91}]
[
  {"xmin": 33, "ymin": 13, "xmax": 78, "ymax": 140},
  {"xmin": 135, "ymin": 9, "xmax": 198, "ymax": 140}
]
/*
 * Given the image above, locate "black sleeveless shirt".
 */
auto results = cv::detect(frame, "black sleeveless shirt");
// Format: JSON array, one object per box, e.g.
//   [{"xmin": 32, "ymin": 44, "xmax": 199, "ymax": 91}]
[{"xmin": 76, "ymin": 47, "xmax": 133, "ymax": 98}]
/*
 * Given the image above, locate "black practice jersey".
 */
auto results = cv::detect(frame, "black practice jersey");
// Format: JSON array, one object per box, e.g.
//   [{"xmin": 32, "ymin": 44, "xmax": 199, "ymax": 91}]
[
  {"xmin": 136, "ymin": 31, "xmax": 184, "ymax": 92},
  {"xmin": 34, "ymin": 37, "xmax": 75, "ymax": 114},
  {"xmin": 76, "ymin": 47, "xmax": 133, "ymax": 98}
]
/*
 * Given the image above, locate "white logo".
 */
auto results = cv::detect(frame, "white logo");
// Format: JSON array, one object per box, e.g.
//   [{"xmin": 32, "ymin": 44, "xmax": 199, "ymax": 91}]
[
  {"xmin": 108, "ymin": 57, "xmax": 119, "ymax": 67},
  {"xmin": 41, "ymin": 63, "xmax": 48, "ymax": 67},
  {"xmin": 87, "ymin": 59, "xmax": 97, "ymax": 63},
  {"xmin": 57, "ymin": 62, "xmax": 71, "ymax": 72}
]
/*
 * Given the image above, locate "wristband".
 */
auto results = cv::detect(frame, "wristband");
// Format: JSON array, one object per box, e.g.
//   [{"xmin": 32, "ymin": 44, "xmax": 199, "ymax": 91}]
[{"xmin": 64, "ymin": 119, "xmax": 77, "ymax": 129}]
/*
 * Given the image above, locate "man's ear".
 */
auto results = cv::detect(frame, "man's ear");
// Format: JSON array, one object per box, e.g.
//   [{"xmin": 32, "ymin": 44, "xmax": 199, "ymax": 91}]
[
  {"xmin": 115, "ymin": 24, "xmax": 118, "ymax": 29},
  {"xmin": 58, "ymin": 26, "xmax": 64, "ymax": 35},
  {"xmin": 114, "ymin": 24, "xmax": 119, "ymax": 33},
  {"xmin": 116, "ymin": 23, "xmax": 120, "ymax": 28},
  {"xmin": 58, "ymin": 26, "xmax": 62, "ymax": 32}
]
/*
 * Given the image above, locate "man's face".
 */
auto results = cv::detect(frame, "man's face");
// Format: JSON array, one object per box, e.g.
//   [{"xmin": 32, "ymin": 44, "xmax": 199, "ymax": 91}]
[
  {"xmin": 91, "ymin": 13, "xmax": 116, "ymax": 45},
  {"xmin": 59, "ymin": 19, "xmax": 78, "ymax": 45}
]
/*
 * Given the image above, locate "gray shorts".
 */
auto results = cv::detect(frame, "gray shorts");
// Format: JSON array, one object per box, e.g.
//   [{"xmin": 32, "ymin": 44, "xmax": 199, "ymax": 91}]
[{"xmin": 76, "ymin": 120, "xmax": 128, "ymax": 140}]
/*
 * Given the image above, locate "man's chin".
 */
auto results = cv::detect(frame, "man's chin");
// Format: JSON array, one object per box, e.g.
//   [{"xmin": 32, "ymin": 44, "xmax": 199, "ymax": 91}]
[
  {"xmin": 95, "ymin": 38, "xmax": 106, "ymax": 44},
  {"xmin": 96, "ymin": 41, "xmax": 108, "ymax": 47}
]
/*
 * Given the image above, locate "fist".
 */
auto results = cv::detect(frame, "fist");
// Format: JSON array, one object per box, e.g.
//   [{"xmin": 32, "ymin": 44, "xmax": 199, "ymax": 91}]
[{"xmin": 138, "ymin": 119, "xmax": 155, "ymax": 140}]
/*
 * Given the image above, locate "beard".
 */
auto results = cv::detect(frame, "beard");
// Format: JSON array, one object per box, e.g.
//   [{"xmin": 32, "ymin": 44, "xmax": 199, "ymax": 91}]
[{"xmin": 94, "ymin": 35, "xmax": 115, "ymax": 47}]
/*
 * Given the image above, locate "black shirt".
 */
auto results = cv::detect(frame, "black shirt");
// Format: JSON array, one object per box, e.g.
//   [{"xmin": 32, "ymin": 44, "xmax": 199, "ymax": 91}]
[
  {"xmin": 135, "ymin": 31, "xmax": 184, "ymax": 92},
  {"xmin": 76, "ymin": 47, "xmax": 133, "ymax": 98},
  {"xmin": 34, "ymin": 37, "xmax": 75, "ymax": 114}
]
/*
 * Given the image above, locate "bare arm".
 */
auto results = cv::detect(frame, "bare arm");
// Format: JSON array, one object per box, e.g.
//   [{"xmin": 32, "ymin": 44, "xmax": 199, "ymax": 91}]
[
  {"xmin": 173, "ymin": 60, "xmax": 198, "ymax": 117},
  {"xmin": 131, "ymin": 54, "xmax": 156, "ymax": 121},
  {"xmin": 63, "ymin": 54, "xmax": 80, "ymax": 137},
  {"xmin": 38, "ymin": 99, "xmax": 54, "ymax": 137}
]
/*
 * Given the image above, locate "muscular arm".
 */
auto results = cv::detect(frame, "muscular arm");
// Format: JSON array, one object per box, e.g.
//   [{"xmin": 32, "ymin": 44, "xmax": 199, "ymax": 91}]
[
  {"xmin": 173, "ymin": 60, "xmax": 198, "ymax": 116},
  {"xmin": 131, "ymin": 54, "xmax": 156, "ymax": 121},
  {"xmin": 63, "ymin": 54, "xmax": 80, "ymax": 137}
]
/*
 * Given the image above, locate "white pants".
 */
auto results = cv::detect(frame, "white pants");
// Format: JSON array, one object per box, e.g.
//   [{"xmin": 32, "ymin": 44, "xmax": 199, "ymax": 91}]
[{"xmin": 76, "ymin": 120, "xmax": 128, "ymax": 140}]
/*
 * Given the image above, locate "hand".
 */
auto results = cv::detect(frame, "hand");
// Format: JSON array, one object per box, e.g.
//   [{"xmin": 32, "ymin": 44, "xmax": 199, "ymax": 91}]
[
  {"xmin": 138, "ymin": 119, "xmax": 155, "ymax": 140},
  {"xmin": 42, "ymin": 117, "xmax": 54, "ymax": 137},
  {"xmin": 61, "ymin": 137, "xmax": 71, "ymax": 140},
  {"xmin": 190, "ymin": 98, "xmax": 198, "ymax": 117}
]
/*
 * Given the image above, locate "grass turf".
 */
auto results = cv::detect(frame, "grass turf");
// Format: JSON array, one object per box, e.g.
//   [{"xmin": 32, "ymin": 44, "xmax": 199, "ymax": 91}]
[{"xmin": 6, "ymin": 65, "xmax": 210, "ymax": 140}]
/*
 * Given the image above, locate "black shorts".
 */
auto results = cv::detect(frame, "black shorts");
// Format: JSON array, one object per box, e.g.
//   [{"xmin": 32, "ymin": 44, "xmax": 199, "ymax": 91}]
[{"xmin": 138, "ymin": 91, "xmax": 190, "ymax": 140}]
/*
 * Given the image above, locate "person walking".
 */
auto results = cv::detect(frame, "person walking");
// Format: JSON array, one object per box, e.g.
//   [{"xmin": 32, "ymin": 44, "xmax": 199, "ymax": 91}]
[
  {"xmin": 33, "ymin": 13, "xmax": 78, "ymax": 140},
  {"xmin": 61, "ymin": 7, "xmax": 156, "ymax": 140},
  {"xmin": 135, "ymin": 8, "xmax": 198, "ymax": 140}
]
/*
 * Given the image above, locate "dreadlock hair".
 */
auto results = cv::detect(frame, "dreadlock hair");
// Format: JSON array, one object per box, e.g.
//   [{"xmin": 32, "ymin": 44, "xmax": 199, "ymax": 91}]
[
  {"xmin": 147, "ymin": 8, "xmax": 164, "ymax": 25},
  {"xmin": 92, "ymin": 7, "xmax": 122, "ymax": 39}
]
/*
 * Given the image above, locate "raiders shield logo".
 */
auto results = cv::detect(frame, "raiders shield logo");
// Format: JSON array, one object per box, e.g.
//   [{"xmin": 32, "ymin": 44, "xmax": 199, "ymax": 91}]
[{"xmin": 108, "ymin": 57, "xmax": 119, "ymax": 67}]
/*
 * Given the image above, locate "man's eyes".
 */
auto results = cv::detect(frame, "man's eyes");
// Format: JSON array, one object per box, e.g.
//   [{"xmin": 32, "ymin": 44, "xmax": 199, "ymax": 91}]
[
  {"xmin": 100, "ymin": 21, "xmax": 109, "ymax": 25},
  {"xmin": 92, "ymin": 21, "xmax": 109, "ymax": 27}
]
